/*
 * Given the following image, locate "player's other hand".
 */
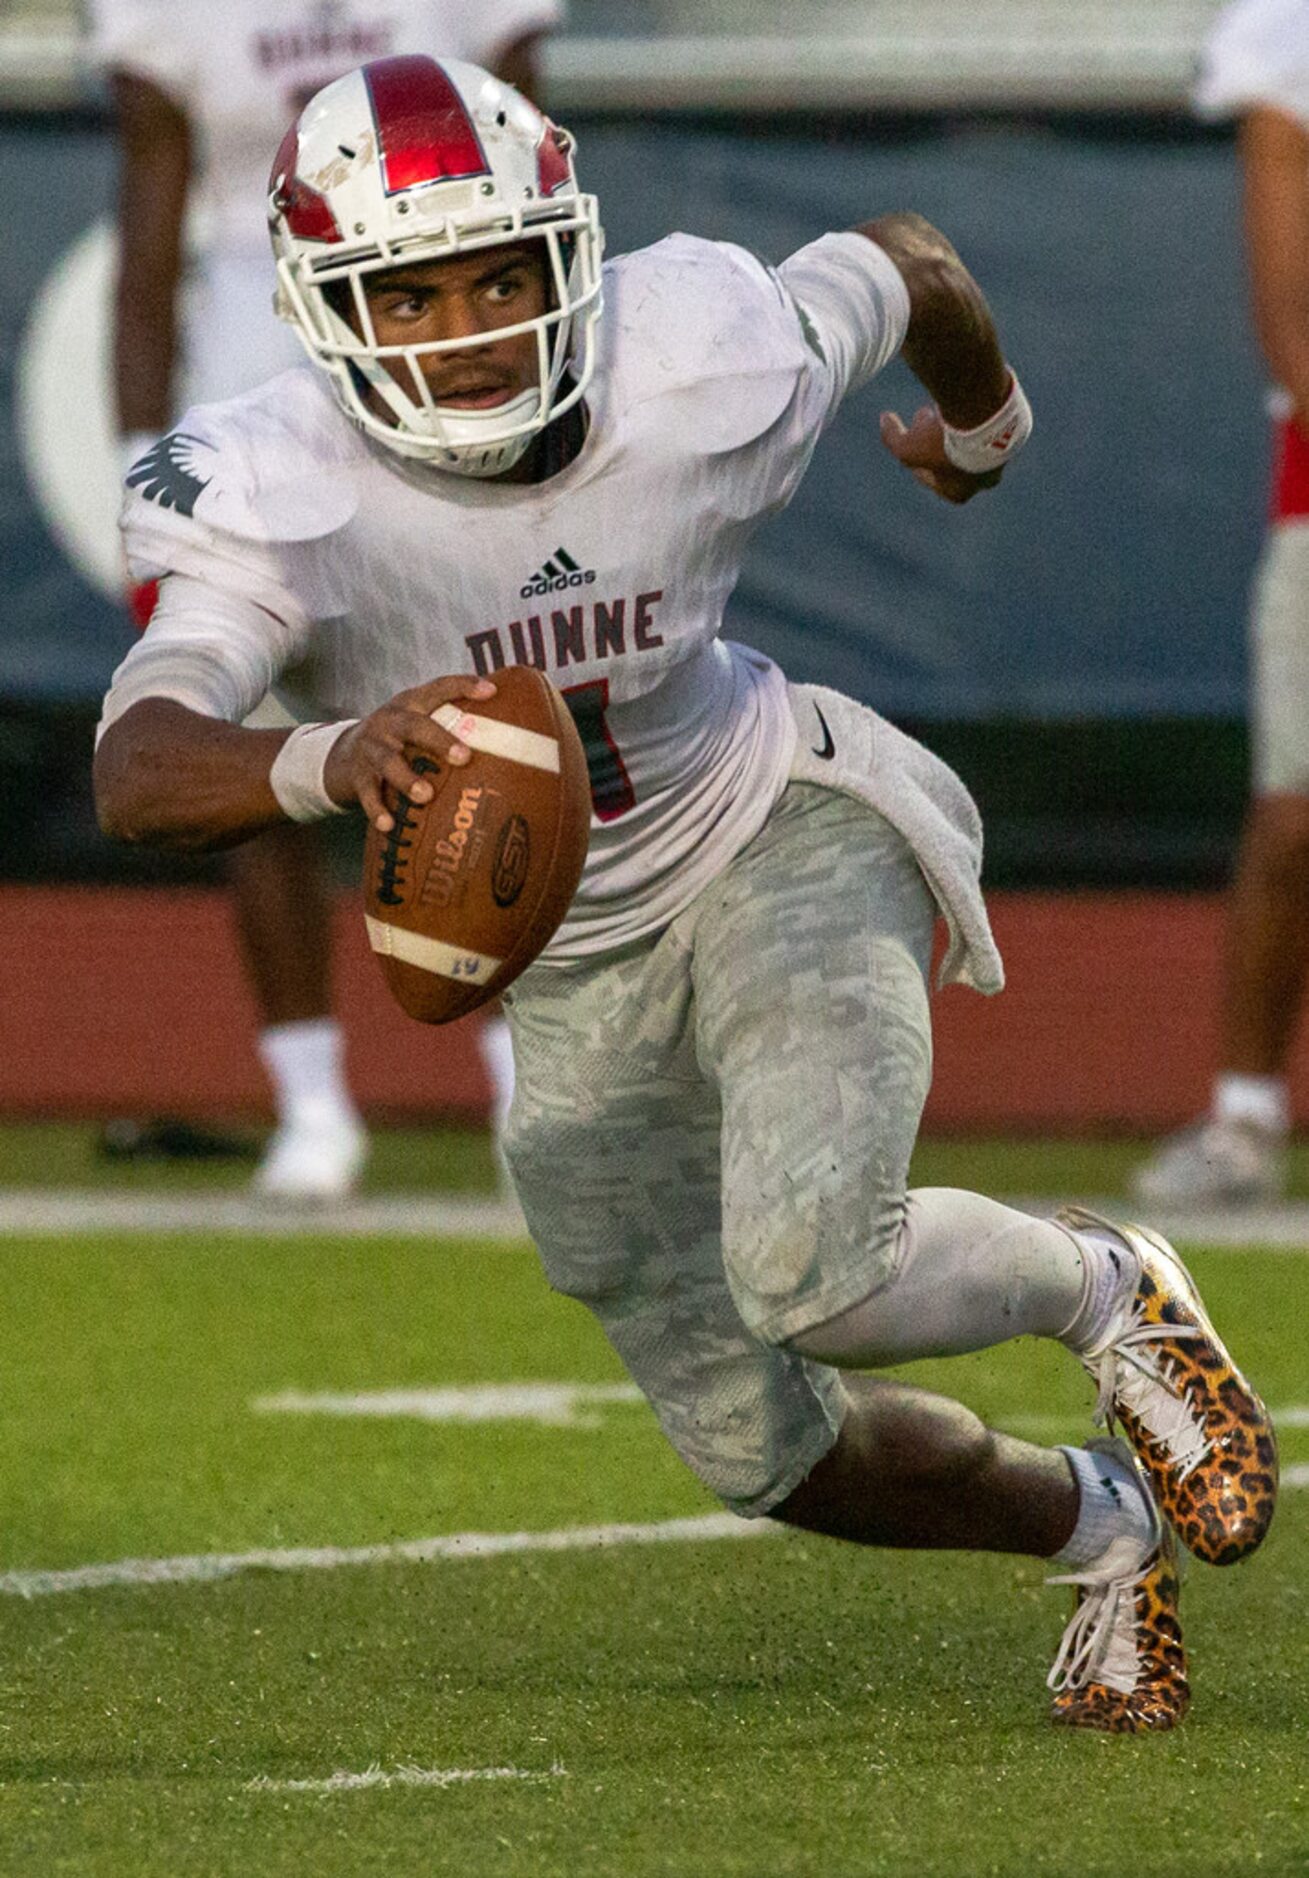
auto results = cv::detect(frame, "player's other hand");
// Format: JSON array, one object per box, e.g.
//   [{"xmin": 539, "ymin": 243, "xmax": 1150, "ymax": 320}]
[
  {"xmin": 879, "ymin": 404, "xmax": 1002, "ymax": 505},
  {"xmin": 324, "ymin": 673, "xmax": 497, "ymax": 834}
]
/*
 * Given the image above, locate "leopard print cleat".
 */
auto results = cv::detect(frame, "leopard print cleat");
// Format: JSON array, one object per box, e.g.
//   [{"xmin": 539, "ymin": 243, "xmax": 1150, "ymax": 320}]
[
  {"xmin": 1047, "ymin": 1440, "xmax": 1189, "ymax": 1734},
  {"xmin": 1058, "ymin": 1206, "xmax": 1278, "ymax": 1566}
]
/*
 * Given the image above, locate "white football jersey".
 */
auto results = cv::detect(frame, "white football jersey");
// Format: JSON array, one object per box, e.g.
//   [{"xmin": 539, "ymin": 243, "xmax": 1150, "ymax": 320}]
[
  {"xmin": 104, "ymin": 232, "xmax": 910, "ymax": 959},
  {"xmin": 86, "ymin": 0, "xmax": 563, "ymax": 260},
  {"xmin": 1196, "ymin": 0, "xmax": 1309, "ymax": 125}
]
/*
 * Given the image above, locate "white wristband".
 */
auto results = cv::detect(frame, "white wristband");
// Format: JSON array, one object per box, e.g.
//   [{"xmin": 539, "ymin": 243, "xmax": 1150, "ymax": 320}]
[
  {"xmin": 269, "ymin": 720, "xmax": 358, "ymax": 823},
  {"xmin": 941, "ymin": 372, "xmax": 1033, "ymax": 475}
]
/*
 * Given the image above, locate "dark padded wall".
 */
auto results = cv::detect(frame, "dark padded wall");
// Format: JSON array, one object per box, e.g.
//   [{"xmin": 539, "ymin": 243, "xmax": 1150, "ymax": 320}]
[
  {"xmin": 1, "ymin": 114, "xmax": 1269, "ymax": 717},
  {"xmin": 580, "ymin": 116, "xmax": 1267, "ymax": 720},
  {"xmin": 0, "ymin": 119, "xmax": 129, "ymax": 700}
]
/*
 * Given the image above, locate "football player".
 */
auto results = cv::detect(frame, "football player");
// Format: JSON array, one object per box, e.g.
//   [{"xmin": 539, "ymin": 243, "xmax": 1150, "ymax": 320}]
[
  {"xmin": 87, "ymin": 0, "xmax": 560, "ymax": 1196},
  {"xmin": 1135, "ymin": 0, "xmax": 1309, "ymax": 1205},
  {"xmin": 94, "ymin": 56, "xmax": 1278, "ymax": 1728}
]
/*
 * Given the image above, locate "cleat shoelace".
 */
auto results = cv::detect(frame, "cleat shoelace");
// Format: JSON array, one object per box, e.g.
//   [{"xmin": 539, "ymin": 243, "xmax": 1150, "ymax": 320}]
[
  {"xmin": 1046, "ymin": 1552, "xmax": 1160, "ymax": 1698},
  {"xmin": 1087, "ymin": 1315, "xmax": 1214, "ymax": 1482}
]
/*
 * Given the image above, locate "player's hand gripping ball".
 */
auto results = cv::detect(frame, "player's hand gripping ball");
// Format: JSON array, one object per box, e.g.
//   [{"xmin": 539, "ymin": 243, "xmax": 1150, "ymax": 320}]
[{"xmin": 362, "ymin": 667, "xmax": 590, "ymax": 1023}]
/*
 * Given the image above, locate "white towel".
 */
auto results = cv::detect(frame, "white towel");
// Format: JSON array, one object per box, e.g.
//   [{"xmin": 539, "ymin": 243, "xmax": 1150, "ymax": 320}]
[{"xmin": 786, "ymin": 681, "xmax": 1004, "ymax": 996}]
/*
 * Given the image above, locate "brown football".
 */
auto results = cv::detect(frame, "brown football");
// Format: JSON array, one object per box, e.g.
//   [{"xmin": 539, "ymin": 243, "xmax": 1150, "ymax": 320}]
[{"xmin": 362, "ymin": 667, "xmax": 590, "ymax": 1023}]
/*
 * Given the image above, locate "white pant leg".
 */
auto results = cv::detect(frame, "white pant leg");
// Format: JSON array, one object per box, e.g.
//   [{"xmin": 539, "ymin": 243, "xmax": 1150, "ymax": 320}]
[{"xmin": 1250, "ymin": 520, "xmax": 1309, "ymax": 797}]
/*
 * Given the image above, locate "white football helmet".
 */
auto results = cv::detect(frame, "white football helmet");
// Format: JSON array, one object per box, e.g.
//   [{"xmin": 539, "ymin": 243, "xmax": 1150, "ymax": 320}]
[{"xmin": 268, "ymin": 55, "xmax": 603, "ymax": 477}]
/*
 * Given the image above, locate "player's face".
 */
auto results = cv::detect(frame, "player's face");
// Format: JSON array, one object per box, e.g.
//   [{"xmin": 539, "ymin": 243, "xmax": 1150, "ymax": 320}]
[{"xmin": 358, "ymin": 243, "xmax": 550, "ymax": 411}]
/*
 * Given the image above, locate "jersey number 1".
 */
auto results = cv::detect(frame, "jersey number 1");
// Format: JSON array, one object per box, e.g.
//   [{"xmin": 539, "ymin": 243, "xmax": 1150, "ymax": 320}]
[{"xmin": 561, "ymin": 680, "xmax": 636, "ymax": 822}]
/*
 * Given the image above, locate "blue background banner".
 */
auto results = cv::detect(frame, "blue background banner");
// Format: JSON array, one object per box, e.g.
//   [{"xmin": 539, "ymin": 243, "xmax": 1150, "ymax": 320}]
[
  {"xmin": 0, "ymin": 113, "xmax": 1267, "ymax": 720},
  {"xmin": 2, "ymin": 119, "xmax": 127, "ymax": 701}
]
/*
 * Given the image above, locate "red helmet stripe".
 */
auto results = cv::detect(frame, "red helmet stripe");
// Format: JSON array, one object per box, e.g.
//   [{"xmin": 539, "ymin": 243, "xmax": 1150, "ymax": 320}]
[
  {"xmin": 364, "ymin": 55, "xmax": 490, "ymax": 195},
  {"xmin": 536, "ymin": 123, "xmax": 571, "ymax": 197},
  {"xmin": 269, "ymin": 123, "xmax": 343, "ymax": 243}
]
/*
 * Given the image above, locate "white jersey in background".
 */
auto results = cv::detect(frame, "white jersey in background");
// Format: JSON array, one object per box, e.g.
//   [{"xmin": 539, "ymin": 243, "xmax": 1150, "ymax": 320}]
[
  {"xmin": 100, "ymin": 233, "xmax": 910, "ymax": 959},
  {"xmin": 1196, "ymin": 0, "xmax": 1309, "ymax": 125},
  {"xmin": 1196, "ymin": 1, "xmax": 1309, "ymax": 420},
  {"xmin": 85, "ymin": 0, "xmax": 563, "ymax": 398}
]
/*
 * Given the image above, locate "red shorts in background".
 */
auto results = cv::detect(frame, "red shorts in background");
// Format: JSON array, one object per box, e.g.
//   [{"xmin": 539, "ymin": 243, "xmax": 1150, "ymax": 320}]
[
  {"xmin": 1271, "ymin": 414, "xmax": 1309, "ymax": 523},
  {"xmin": 128, "ymin": 579, "xmax": 159, "ymax": 631}
]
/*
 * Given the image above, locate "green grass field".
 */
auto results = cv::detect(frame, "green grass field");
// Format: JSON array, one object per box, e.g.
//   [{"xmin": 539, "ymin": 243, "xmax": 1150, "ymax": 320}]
[{"xmin": 1, "ymin": 1133, "xmax": 1306, "ymax": 1875}]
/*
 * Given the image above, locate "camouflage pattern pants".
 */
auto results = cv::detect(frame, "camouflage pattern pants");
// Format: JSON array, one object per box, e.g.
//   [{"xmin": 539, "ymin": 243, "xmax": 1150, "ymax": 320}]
[
  {"xmin": 503, "ymin": 782, "xmax": 937, "ymax": 1516},
  {"xmin": 1251, "ymin": 520, "xmax": 1309, "ymax": 794}
]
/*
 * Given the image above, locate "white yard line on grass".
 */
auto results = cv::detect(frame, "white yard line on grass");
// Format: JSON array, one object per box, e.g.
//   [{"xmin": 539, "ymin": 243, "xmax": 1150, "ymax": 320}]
[
  {"xmin": 252, "ymin": 1383, "xmax": 645, "ymax": 1425},
  {"xmin": 5, "ymin": 1472, "xmax": 1304, "ymax": 1602},
  {"xmin": 246, "ymin": 1763, "xmax": 565, "ymax": 1795},
  {"xmin": 0, "ymin": 1513, "xmax": 776, "ymax": 1600},
  {"xmin": 0, "ymin": 1190, "xmax": 1308, "ymax": 1246},
  {"xmin": 258, "ymin": 1387, "xmax": 1309, "ymax": 1434},
  {"xmin": 0, "ymin": 1190, "xmax": 529, "ymax": 1239},
  {"xmin": 2, "ymin": 1482, "xmax": 1302, "ymax": 1602}
]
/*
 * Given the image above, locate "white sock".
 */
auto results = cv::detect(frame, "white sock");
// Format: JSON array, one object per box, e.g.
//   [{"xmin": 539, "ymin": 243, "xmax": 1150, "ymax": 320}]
[
  {"xmin": 257, "ymin": 1018, "xmax": 358, "ymax": 1128},
  {"xmin": 1053, "ymin": 1445, "xmax": 1158, "ymax": 1568},
  {"xmin": 1059, "ymin": 1224, "xmax": 1137, "ymax": 1354},
  {"xmin": 1213, "ymin": 1073, "xmax": 1288, "ymax": 1135},
  {"xmin": 481, "ymin": 1015, "xmax": 516, "ymax": 1136}
]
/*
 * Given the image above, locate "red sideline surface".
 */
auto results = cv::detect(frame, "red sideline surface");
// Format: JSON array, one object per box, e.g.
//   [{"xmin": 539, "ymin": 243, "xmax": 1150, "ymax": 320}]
[
  {"xmin": 0, "ymin": 886, "xmax": 488, "ymax": 1120},
  {"xmin": 3, "ymin": 885, "xmax": 1307, "ymax": 1128}
]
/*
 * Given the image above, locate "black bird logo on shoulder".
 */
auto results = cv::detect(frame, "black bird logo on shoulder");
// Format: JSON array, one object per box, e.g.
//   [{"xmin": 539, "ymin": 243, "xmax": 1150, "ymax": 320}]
[{"xmin": 125, "ymin": 431, "xmax": 215, "ymax": 518}]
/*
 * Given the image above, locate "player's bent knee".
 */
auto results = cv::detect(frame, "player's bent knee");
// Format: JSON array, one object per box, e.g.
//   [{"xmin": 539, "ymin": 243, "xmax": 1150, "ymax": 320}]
[
  {"xmin": 759, "ymin": 1260, "xmax": 906, "ymax": 1366},
  {"xmin": 725, "ymin": 1215, "xmax": 906, "ymax": 1354},
  {"xmin": 777, "ymin": 1266, "xmax": 951, "ymax": 1368},
  {"xmin": 779, "ymin": 1303, "xmax": 896, "ymax": 1368}
]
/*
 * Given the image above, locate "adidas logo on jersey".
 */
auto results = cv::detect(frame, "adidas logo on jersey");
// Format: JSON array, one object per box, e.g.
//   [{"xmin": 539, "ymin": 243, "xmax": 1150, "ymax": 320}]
[{"xmin": 520, "ymin": 547, "xmax": 596, "ymax": 600}]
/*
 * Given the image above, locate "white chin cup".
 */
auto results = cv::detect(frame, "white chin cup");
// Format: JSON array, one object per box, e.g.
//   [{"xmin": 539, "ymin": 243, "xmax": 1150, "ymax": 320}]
[
  {"xmin": 422, "ymin": 388, "xmax": 543, "ymax": 478},
  {"xmin": 350, "ymin": 354, "xmax": 544, "ymax": 474}
]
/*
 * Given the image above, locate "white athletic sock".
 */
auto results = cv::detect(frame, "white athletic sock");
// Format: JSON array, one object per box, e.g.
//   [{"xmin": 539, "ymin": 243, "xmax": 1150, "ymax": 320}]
[
  {"xmin": 1058, "ymin": 1224, "xmax": 1137, "ymax": 1354},
  {"xmin": 1212, "ymin": 1073, "xmax": 1288, "ymax": 1135},
  {"xmin": 1052, "ymin": 1444, "xmax": 1158, "ymax": 1568},
  {"xmin": 257, "ymin": 1018, "xmax": 358, "ymax": 1128},
  {"xmin": 481, "ymin": 1015, "xmax": 516, "ymax": 1136}
]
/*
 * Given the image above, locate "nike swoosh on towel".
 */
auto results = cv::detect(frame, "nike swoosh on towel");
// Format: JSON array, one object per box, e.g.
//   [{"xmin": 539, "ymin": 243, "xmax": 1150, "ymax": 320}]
[{"xmin": 811, "ymin": 704, "xmax": 836, "ymax": 761}]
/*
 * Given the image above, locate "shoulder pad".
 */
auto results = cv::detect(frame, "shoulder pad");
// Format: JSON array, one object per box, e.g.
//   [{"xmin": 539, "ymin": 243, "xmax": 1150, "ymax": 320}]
[
  {"xmin": 125, "ymin": 369, "xmax": 359, "ymax": 544},
  {"xmin": 605, "ymin": 236, "xmax": 808, "ymax": 451}
]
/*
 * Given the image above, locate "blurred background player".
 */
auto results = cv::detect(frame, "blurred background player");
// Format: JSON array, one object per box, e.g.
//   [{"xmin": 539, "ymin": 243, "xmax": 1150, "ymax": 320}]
[
  {"xmin": 1136, "ymin": 0, "xmax": 1309, "ymax": 1206},
  {"xmin": 85, "ymin": 0, "xmax": 561, "ymax": 1196}
]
